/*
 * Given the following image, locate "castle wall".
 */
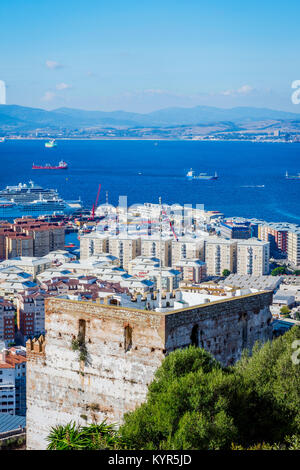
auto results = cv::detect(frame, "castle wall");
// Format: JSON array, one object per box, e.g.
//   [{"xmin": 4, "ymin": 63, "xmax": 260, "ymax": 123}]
[
  {"xmin": 26, "ymin": 292, "xmax": 272, "ymax": 449},
  {"xmin": 26, "ymin": 299, "xmax": 166, "ymax": 450},
  {"xmin": 165, "ymin": 291, "xmax": 273, "ymax": 365}
]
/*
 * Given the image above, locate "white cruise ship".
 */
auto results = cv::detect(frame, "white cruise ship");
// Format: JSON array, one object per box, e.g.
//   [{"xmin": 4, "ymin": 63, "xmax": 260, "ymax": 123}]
[{"xmin": 0, "ymin": 181, "xmax": 82, "ymax": 219}]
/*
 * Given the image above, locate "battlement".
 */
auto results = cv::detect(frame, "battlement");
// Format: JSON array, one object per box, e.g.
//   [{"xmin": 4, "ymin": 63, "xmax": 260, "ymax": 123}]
[{"xmin": 26, "ymin": 335, "xmax": 46, "ymax": 357}]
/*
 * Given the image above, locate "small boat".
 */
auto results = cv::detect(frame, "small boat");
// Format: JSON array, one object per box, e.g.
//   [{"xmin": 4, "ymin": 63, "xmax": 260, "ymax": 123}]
[
  {"xmin": 241, "ymin": 185, "xmax": 265, "ymax": 188},
  {"xmin": 285, "ymin": 171, "xmax": 300, "ymax": 180},
  {"xmin": 45, "ymin": 139, "xmax": 57, "ymax": 148},
  {"xmin": 0, "ymin": 137, "xmax": 6, "ymax": 143},
  {"xmin": 64, "ymin": 243, "xmax": 76, "ymax": 248},
  {"xmin": 186, "ymin": 169, "xmax": 218, "ymax": 180}
]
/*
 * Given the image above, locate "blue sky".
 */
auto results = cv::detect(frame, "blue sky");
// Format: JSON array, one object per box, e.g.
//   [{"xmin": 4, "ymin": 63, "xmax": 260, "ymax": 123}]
[{"xmin": 1, "ymin": 0, "xmax": 300, "ymax": 112}]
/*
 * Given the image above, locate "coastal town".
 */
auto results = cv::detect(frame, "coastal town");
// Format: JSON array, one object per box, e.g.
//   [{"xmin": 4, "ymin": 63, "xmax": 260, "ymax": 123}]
[
  {"xmin": 1, "ymin": 0, "xmax": 300, "ymax": 455},
  {"xmin": 0, "ymin": 193, "xmax": 299, "ymax": 446}
]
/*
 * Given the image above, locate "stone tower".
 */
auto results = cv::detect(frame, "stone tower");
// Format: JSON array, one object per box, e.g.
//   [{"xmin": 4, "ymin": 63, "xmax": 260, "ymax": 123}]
[{"xmin": 26, "ymin": 291, "xmax": 272, "ymax": 449}]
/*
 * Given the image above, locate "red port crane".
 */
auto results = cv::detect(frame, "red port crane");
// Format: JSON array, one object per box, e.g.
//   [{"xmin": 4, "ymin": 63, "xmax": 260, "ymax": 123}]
[
  {"xmin": 162, "ymin": 209, "xmax": 178, "ymax": 241},
  {"xmin": 91, "ymin": 184, "xmax": 101, "ymax": 220}
]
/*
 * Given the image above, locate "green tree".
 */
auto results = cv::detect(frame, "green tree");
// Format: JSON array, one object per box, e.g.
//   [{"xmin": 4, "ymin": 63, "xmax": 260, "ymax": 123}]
[
  {"xmin": 120, "ymin": 327, "xmax": 300, "ymax": 450},
  {"xmin": 47, "ymin": 328, "xmax": 300, "ymax": 451},
  {"xmin": 271, "ymin": 267, "xmax": 287, "ymax": 276},
  {"xmin": 222, "ymin": 269, "xmax": 231, "ymax": 277},
  {"xmin": 280, "ymin": 305, "xmax": 291, "ymax": 315}
]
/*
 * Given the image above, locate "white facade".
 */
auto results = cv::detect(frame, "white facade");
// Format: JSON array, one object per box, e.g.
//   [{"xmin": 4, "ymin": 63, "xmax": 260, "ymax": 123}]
[
  {"xmin": 237, "ymin": 239, "xmax": 270, "ymax": 276},
  {"xmin": 171, "ymin": 236, "xmax": 205, "ymax": 266},
  {"xmin": 80, "ymin": 233, "xmax": 109, "ymax": 259},
  {"xmin": 205, "ymin": 237, "xmax": 237, "ymax": 276},
  {"xmin": 141, "ymin": 236, "xmax": 172, "ymax": 267},
  {"xmin": 288, "ymin": 230, "xmax": 300, "ymax": 266}
]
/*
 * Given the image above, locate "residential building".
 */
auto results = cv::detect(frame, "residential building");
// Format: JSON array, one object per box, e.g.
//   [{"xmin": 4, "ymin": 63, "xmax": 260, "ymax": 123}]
[
  {"xmin": 219, "ymin": 221, "xmax": 252, "ymax": 239},
  {"xmin": 175, "ymin": 259, "xmax": 207, "ymax": 284},
  {"xmin": 237, "ymin": 239, "xmax": 270, "ymax": 276},
  {"xmin": 171, "ymin": 236, "xmax": 205, "ymax": 266},
  {"xmin": 258, "ymin": 222, "xmax": 289, "ymax": 256},
  {"xmin": 128, "ymin": 256, "xmax": 160, "ymax": 276},
  {"xmin": 80, "ymin": 233, "xmax": 109, "ymax": 259},
  {"xmin": 17, "ymin": 293, "xmax": 48, "ymax": 340},
  {"xmin": 0, "ymin": 219, "xmax": 65, "ymax": 260},
  {"xmin": 4, "ymin": 234, "xmax": 34, "ymax": 259},
  {"xmin": 0, "ymin": 257, "xmax": 51, "ymax": 280},
  {"xmin": 0, "ymin": 298, "xmax": 15, "ymax": 346},
  {"xmin": 109, "ymin": 235, "xmax": 141, "ymax": 270},
  {"xmin": 287, "ymin": 229, "xmax": 300, "ymax": 267},
  {"xmin": 0, "ymin": 347, "xmax": 26, "ymax": 416},
  {"xmin": 141, "ymin": 236, "xmax": 172, "ymax": 267},
  {"xmin": 204, "ymin": 237, "xmax": 237, "ymax": 276}
]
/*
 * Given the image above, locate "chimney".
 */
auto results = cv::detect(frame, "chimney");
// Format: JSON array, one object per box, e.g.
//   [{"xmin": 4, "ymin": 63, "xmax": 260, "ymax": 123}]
[{"xmin": 0, "ymin": 347, "xmax": 8, "ymax": 362}]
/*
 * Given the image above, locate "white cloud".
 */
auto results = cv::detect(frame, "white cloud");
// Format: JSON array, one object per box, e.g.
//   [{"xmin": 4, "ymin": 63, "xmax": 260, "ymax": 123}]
[
  {"xmin": 221, "ymin": 84, "xmax": 254, "ymax": 96},
  {"xmin": 221, "ymin": 89, "xmax": 233, "ymax": 96},
  {"xmin": 41, "ymin": 91, "xmax": 56, "ymax": 102},
  {"xmin": 237, "ymin": 84, "xmax": 254, "ymax": 95},
  {"xmin": 143, "ymin": 89, "xmax": 166, "ymax": 95},
  {"xmin": 46, "ymin": 60, "xmax": 63, "ymax": 70},
  {"xmin": 56, "ymin": 82, "xmax": 71, "ymax": 90}
]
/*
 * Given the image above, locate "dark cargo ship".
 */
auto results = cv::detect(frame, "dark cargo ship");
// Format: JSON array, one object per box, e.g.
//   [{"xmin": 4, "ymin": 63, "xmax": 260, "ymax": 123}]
[{"xmin": 32, "ymin": 160, "xmax": 68, "ymax": 170}]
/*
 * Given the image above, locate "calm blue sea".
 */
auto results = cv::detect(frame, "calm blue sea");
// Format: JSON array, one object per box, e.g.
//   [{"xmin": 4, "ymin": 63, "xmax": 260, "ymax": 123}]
[{"xmin": 0, "ymin": 139, "xmax": 299, "ymax": 224}]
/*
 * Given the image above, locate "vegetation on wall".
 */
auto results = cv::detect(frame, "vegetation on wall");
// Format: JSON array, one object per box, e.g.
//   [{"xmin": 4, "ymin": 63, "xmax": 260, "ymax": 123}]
[{"xmin": 71, "ymin": 333, "xmax": 88, "ymax": 363}]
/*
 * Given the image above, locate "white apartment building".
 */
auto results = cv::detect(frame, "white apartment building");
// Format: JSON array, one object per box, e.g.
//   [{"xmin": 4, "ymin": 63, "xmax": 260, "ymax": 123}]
[
  {"xmin": 0, "ymin": 347, "xmax": 26, "ymax": 416},
  {"xmin": 141, "ymin": 236, "xmax": 172, "ymax": 267},
  {"xmin": 287, "ymin": 229, "xmax": 300, "ymax": 267},
  {"xmin": 0, "ymin": 257, "xmax": 51, "ymax": 280},
  {"xmin": 171, "ymin": 236, "xmax": 205, "ymax": 266},
  {"xmin": 175, "ymin": 259, "xmax": 207, "ymax": 284},
  {"xmin": 204, "ymin": 237, "xmax": 237, "ymax": 276},
  {"xmin": 80, "ymin": 233, "xmax": 109, "ymax": 259},
  {"xmin": 109, "ymin": 235, "xmax": 141, "ymax": 270},
  {"xmin": 45, "ymin": 250, "xmax": 77, "ymax": 264},
  {"xmin": 237, "ymin": 239, "xmax": 270, "ymax": 276},
  {"xmin": 16, "ymin": 292, "xmax": 47, "ymax": 339},
  {"xmin": 131, "ymin": 265, "xmax": 181, "ymax": 292},
  {"xmin": 128, "ymin": 257, "xmax": 160, "ymax": 276}
]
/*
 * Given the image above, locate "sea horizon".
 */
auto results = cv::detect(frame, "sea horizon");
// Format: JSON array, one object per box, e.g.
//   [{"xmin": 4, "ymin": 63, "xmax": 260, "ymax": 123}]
[{"xmin": 0, "ymin": 139, "xmax": 299, "ymax": 225}]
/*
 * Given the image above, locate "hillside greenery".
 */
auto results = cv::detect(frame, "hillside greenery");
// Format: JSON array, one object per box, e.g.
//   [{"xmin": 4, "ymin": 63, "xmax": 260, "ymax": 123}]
[{"xmin": 47, "ymin": 326, "xmax": 300, "ymax": 450}]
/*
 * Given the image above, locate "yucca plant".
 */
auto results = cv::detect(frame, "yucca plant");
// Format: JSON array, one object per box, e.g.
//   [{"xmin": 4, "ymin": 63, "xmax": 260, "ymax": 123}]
[{"xmin": 46, "ymin": 420, "xmax": 124, "ymax": 450}]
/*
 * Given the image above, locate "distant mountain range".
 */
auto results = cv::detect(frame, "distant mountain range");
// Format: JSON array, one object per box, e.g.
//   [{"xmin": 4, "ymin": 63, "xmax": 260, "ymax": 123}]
[{"xmin": 1, "ymin": 104, "xmax": 300, "ymax": 132}]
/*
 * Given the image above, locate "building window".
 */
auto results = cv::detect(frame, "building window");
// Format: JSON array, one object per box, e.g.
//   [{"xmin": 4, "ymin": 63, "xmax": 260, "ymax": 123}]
[
  {"xmin": 124, "ymin": 325, "xmax": 133, "ymax": 352},
  {"xmin": 151, "ymin": 242, "xmax": 156, "ymax": 257}
]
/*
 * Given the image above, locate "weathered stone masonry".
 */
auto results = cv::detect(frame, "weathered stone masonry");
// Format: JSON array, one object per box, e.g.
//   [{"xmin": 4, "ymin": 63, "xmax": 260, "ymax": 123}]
[{"xmin": 26, "ymin": 291, "xmax": 272, "ymax": 449}]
